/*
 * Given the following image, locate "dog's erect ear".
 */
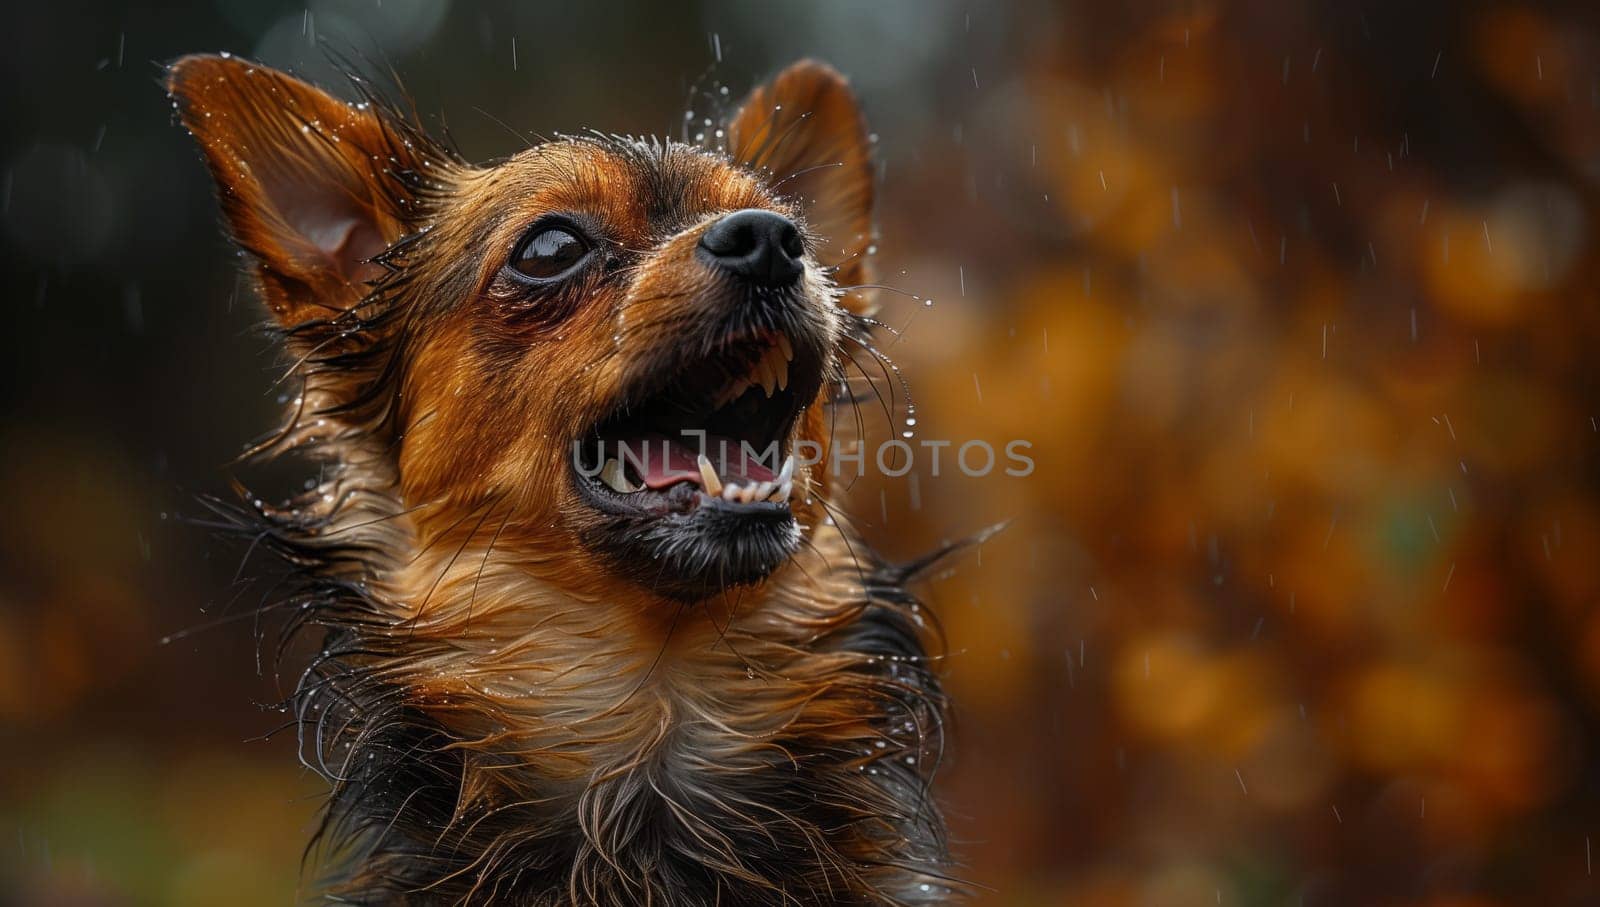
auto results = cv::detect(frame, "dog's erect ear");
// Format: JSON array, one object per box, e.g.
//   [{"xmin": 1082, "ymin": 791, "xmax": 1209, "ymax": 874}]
[
  {"xmin": 727, "ymin": 60, "xmax": 874, "ymax": 301},
  {"xmin": 168, "ymin": 54, "xmax": 435, "ymax": 327}
]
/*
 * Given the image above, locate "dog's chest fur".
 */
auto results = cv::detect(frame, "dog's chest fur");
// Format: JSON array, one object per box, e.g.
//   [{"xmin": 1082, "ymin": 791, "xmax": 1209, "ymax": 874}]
[{"xmin": 297, "ymin": 508, "xmax": 950, "ymax": 905}]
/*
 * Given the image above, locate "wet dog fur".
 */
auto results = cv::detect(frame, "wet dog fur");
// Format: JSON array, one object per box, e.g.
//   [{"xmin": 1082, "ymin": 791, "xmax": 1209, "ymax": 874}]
[{"xmin": 168, "ymin": 54, "xmax": 955, "ymax": 905}]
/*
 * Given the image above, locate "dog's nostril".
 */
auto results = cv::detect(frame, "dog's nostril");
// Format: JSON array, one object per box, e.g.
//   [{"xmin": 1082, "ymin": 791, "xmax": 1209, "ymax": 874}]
[
  {"xmin": 777, "ymin": 222, "xmax": 803, "ymax": 259},
  {"xmin": 699, "ymin": 214, "xmax": 757, "ymax": 258},
  {"xmin": 698, "ymin": 208, "xmax": 804, "ymax": 288}
]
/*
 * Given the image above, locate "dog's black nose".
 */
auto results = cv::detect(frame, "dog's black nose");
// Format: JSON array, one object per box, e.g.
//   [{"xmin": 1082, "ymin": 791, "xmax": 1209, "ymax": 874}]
[{"xmin": 698, "ymin": 209, "xmax": 804, "ymax": 287}]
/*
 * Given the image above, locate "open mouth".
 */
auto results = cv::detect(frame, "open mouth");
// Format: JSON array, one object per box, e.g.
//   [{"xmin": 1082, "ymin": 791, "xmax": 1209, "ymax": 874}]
[
  {"xmin": 570, "ymin": 328, "xmax": 825, "ymax": 598},
  {"xmin": 575, "ymin": 330, "xmax": 815, "ymax": 511}
]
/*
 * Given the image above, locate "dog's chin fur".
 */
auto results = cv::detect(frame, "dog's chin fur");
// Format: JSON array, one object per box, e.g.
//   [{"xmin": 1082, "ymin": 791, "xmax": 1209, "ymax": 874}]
[{"xmin": 577, "ymin": 495, "xmax": 804, "ymax": 601}]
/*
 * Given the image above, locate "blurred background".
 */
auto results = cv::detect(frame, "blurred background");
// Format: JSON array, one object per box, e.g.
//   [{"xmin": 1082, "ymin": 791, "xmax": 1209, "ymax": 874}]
[{"xmin": 4, "ymin": 0, "xmax": 1600, "ymax": 904}]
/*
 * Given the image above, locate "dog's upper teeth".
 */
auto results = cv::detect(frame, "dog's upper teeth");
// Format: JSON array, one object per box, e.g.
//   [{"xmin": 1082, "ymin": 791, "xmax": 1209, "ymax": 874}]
[
  {"xmin": 600, "ymin": 458, "xmax": 638, "ymax": 493},
  {"xmin": 752, "ymin": 356, "xmax": 767, "ymax": 396},
  {"xmin": 759, "ymin": 344, "xmax": 789, "ymax": 396},
  {"xmin": 713, "ymin": 341, "xmax": 792, "ymax": 408},
  {"xmin": 776, "ymin": 455, "xmax": 795, "ymax": 486},
  {"xmin": 760, "ymin": 358, "xmax": 778, "ymax": 397}
]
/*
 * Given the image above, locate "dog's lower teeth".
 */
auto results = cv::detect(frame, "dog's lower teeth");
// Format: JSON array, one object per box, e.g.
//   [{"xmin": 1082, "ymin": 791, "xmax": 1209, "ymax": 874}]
[
  {"xmin": 694, "ymin": 454, "xmax": 797, "ymax": 505},
  {"xmin": 691, "ymin": 453, "xmax": 720, "ymax": 495}
]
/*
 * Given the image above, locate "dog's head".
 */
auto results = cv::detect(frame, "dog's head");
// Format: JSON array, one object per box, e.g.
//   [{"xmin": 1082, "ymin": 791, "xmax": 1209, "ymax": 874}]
[{"xmin": 169, "ymin": 55, "xmax": 876, "ymax": 602}]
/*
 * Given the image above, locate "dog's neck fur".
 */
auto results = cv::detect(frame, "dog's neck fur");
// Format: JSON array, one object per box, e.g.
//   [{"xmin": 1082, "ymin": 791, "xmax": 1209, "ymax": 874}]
[{"xmin": 268, "ymin": 436, "xmax": 952, "ymax": 905}]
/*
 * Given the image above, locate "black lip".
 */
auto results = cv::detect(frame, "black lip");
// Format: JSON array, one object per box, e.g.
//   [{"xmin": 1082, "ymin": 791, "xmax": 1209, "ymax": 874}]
[
  {"xmin": 571, "ymin": 449, "xmax": 806, "ymax": 601},
  {"xmin": 568, "ymin": 322, "xmax": 825, "ymax": 599},
  {"xmin": 574, "ymin": 488, "xmax": 802, "ymax": 600},
  {"xmin": 574, "ymin": 474, "xmax": 791, "ymax": 519}
]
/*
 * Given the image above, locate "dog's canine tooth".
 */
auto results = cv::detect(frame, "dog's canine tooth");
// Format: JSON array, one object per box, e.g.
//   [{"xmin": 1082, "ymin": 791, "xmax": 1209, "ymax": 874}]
[
  {"xmin": 696, "ymin": 453, "xmax": 723, "ymax": 495},
  {"xmin": 758, "ymin": 358, "xmax": 776, "ymax": 397},
  {"xmin": 772, "ymin": 480, "xmax": 792, "ymax": 503},
  {"xmin": 714, "ymin": 341, "xmax": 794, "ymax": 408},
  {"xmin": 766, "ymin": 355, "xmax": 782, "ymax": 396},
  {"xmin": 600, "ymin": 458, "xmax": 637, "ymax": 493},
  {"xmin": 747, "ymin": 361, "xmax": 764, "ymax": 399},
  {"xmin": 777, "ymin": 455, "xmax": 795, "ymax": 486}
]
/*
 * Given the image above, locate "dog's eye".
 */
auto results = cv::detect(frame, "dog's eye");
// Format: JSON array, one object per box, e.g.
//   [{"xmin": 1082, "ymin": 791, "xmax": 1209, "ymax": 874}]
[{"xmin": 511, "ymin": 225, "xmax": 590, "ymax": 280}]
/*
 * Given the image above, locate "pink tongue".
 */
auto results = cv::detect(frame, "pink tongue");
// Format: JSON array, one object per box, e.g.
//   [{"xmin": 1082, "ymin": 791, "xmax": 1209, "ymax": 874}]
[{"xmin": 620, "ymin": 434, "xmax": 776, "ymax": 489}]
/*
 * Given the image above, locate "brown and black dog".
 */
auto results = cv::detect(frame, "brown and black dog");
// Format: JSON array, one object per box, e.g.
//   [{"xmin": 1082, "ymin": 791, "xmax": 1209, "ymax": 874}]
[{"xmin": 168, "ymin": 54, "xmax": 954, "ymax": 905}]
